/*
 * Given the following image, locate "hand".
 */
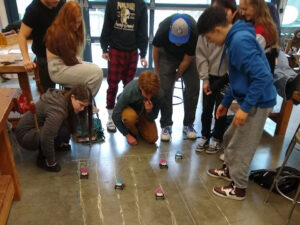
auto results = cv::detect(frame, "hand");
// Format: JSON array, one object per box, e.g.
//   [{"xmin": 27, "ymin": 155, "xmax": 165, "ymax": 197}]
[
  {"xmin": 203, "ymin": 83, "xmax": 212, "ymax": 95},
  {"xmin": 77, "ymin": 57, "xmax": 82, "ymax": 63},
  {"xmin": 23, "ymin": 60, "xmax": 36, "ymax": 72},
  {"xmin": 102, "ymin": 53, "xmax": 110, "ymax": 61},
  {"xmin": 216, "ymin": 104, "xmax": 228, "ymax": 119},
  {"xmin": 140, "ymin": 58, "xmax": 148, "ymax": 67},
  {"xmin": 144, "ymin": 100, "xmax": 153, "ymax": 112},
  {"xmin": 233, "ymin": 109, "xmax": 248, "ymax": 128},
  {"xmin": 126, "ymin": 134, "xmax": 138, "ymax": 145},
  {"xmin": 175, "ymin": 68, "xmax": 183, "ymax": 79}
]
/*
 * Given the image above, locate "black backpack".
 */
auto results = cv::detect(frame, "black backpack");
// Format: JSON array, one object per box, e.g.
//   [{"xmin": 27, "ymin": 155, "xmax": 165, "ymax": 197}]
[{"xmin": 249, "ymin": 166, "xmax": 300, "ymax": 194}]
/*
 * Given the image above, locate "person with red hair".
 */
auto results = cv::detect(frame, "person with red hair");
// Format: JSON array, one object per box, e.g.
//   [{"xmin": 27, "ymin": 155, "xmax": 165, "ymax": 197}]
[{"xmin": 45, "ymin": 1, "xmax": 103, "ymax": 97}]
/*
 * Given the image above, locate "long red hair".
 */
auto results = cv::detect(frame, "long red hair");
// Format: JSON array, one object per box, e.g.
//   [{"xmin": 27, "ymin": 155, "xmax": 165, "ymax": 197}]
[{"xmin": 45, "ymin": 1, "xmax": 84, "ymax": 57}]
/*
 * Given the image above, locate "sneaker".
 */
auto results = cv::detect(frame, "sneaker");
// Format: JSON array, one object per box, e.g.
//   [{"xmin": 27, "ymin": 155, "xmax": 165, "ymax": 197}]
[
  {"xmin": 207, "ymin": 164, "xmax": 232, "ymax": 181},
  {"xmin": 161, "ymin": 126, "xmax": 172, "ymax": 142},
  {"xmin": 213, "ymin": 181, "xmax": 246, "ymax": 200},
  {"xmin": 183, "ymin": 125, "xmax": 197, "ymax": 139},
  {"xmin": 219, "ymin": 153, "xmax": 224, "ymax": 161},
  {"xmin": 206, "ymin": 139, "xmax": 223, "ymax": 154},
  {"xmin": 36, "ymin": 157, "xmax": 61, "ymax": 172},
  {"xmin": 195, "ymin": 137, "xmax": 209, "ymax": 152},
  {"xmin": 107, "ymin": 119, "xmax": 116, "ymax": 133}
]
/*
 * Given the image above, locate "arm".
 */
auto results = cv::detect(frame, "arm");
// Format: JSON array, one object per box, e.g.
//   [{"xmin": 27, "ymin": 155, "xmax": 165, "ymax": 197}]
[
  {"xmin": 136, "ymin": 1, "xmax": 148, "ymax": 61},
  {"xmin": 152, "ymin": 46, "xmax": 160, "ymax": 75},
  {"xmin": 100, "ymin": 0, "xmax": 112, "ymax": 59},
  {"xmin": 196, "ymin": 36, "xmax": 211, "ymax": 95},
  {"xmin": 18, "ymin": 23, "xmax": 36, "ymax": 71},
  {"xmin": 176, "ymin": 54, "xmax": 193, "ymax": 79},
  {"xmin": 112, "ymin": 94, "xmax": 130, "ymax": 136}
]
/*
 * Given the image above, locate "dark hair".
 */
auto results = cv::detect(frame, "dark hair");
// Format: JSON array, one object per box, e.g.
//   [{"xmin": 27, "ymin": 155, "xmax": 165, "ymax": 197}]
[
  {"xmin": 64, "ymin": 84, "xmax": 93, "ymax": 141},
  {"xmin": 211, "ymin": 0, "xmax": 237, "ymax": 12},
  {"xmin": 197, "ymin": 6, "xmax": 228, "ymax": 35}
]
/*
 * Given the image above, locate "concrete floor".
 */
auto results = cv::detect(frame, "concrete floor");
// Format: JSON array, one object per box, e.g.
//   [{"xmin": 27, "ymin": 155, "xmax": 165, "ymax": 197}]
[{"xmin": 1, "ymin": 76, "xmax": 300, "ymax": 225}]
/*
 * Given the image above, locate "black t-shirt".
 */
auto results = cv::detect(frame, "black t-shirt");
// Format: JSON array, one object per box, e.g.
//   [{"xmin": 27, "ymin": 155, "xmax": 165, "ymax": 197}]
[
  {"xmin": 22, "ymin": 0, "xmax": 65, "ymax": 57},
  {"xmin": 152, "ymin": 14, "xmax": 198, "ymax": 60}
]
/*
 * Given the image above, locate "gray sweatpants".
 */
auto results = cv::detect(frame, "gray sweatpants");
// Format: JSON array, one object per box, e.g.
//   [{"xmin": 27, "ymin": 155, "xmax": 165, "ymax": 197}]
[
  {"xmin": 224, "ymin": 107, "xmax": 272, "ymax": 189},
  {"xmin": 158, "ymin": 48, "xmax": 200, "ymax": 127},
  {"xmin": 48, "ymin": 58, "xmax": 103, "ymax": 97}
]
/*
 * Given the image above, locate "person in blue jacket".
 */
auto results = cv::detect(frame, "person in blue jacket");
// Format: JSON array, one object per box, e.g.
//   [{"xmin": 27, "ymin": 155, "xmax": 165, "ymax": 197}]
[{"xmin": 197, "ymin": 6, "xmax": 277, "ymax": 200}]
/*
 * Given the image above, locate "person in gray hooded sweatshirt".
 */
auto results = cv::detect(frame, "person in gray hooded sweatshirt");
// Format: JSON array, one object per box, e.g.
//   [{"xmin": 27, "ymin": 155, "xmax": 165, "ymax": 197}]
[{"xmin": 15, "ymin": 84, "xmax": 93, "ymax": 172}]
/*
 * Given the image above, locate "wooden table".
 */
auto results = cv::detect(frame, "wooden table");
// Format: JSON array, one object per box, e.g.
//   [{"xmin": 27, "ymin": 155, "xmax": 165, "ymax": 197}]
[
  {"xmin": 269, "ymin": 91, "xmax": 300, "ymax": 135},
  {"xmin": 0, "ymin": 88, "xmax": 21, "ymax": 225},
  {"xmin": 0, "ymin": 43, "xmax": 43, "ymax": 103}
]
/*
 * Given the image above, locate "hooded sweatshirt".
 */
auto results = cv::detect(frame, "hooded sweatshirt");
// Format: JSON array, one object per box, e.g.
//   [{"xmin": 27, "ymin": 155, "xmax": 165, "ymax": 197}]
[
  {"xmin": 15, "ymin": 89, "xmax": 68, "ymax": 164},
  {"xmin": 221, "ymin": 20, "xmax": 277, "ymax": 113},
  {"xmin": 100, "ymin": 0, "xmax": 148, "ymax": 58},
  {"xmin": 196, "ymin": 35, "xmax": 228, "ymax": 84}
]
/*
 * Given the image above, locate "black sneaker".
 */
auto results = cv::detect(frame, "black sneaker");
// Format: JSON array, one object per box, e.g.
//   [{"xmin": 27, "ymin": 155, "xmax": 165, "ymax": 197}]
[{"xmin": 36, "ymin": 157, "xmax": 61, "ymax": 172}]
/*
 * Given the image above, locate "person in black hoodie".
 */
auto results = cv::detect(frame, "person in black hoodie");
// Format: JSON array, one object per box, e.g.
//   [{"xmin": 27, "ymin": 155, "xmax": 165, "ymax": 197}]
[{"xmin": 100, "ymin": 0, "xmax": 148, "ymax": 133}]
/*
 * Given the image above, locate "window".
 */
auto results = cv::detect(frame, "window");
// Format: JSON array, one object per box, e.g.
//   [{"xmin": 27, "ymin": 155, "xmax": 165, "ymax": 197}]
[
  {"xmin": 16, "ymin": 0, "xmax": 32, "ymax": 19},
  {"xmin": 282, "ymin": 0, "xmax": 300, "ymax": 28}
]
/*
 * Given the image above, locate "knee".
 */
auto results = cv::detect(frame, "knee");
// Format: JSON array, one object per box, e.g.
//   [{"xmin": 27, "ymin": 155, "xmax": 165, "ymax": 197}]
[
  {"xmin": 122, "ymin": 108, "xmax": 138, "ymax": 125},
  {"xmin": 144, "ymin": 134, "xmax": 158, "ymax": 144}
]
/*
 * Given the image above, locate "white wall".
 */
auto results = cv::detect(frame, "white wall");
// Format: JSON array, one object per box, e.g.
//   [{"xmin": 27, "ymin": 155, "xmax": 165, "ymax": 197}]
[{"xmin": 0, "ymin": 0, "xmax": 8, "ymax": 29}]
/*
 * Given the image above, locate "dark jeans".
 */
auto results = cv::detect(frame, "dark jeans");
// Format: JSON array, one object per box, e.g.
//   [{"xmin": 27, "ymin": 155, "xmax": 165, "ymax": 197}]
[
  {"xmin": 201, "ymin": 75, "xmax": 227, "ymax": 140},
  {"xmin": 158, "ymin": 48, "xmax": 200, "ymax": 127},
  {"xmin": 35, "ymin": 56, "xmax": 55, "ymax": 91}
]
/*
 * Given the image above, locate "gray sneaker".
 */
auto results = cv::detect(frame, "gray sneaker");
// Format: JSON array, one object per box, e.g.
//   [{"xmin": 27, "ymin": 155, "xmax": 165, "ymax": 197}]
[
  {"xmin": 206, "ymin": 139, "xmax": 223, "ymax": 154},
  {"xmin": 195, "ymin": 137, "xmax": 209, "ymax": 152}
]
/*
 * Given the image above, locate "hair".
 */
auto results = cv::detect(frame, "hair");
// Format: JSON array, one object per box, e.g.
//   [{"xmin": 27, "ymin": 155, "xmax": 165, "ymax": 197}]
[
  {"xmin": 138, "ymin": 71, "xmax": 160, "ymax": 97},
  {"xmin": 64, "ymin": 84, "xmax": 93, "ymax": 142},
  {"xmin": 45, "ymin": 1, "xmax": 84, "ymax": 58},
  {"xmin": 211, "ymin": 0, "xmax": 237, "ymax": 12},
  {"xmin": 242, "ymin": 0, "xmax": 278, "ymax": 47},
  {"xmin": 197, "ymin": 6, "xmax": 228, "ymax": 35}
]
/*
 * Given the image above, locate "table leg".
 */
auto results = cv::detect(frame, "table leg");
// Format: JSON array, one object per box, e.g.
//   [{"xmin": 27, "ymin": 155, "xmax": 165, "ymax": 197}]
[
  {"xmin": 17, "ymin": 72, "xmax": 32, "ymax": 102},
  {"xmin": 275, "ymin": 99, "xmax": 294, "ymax": 136},
  {"xmin": 0, "ymin": 127, "xmax": 21, "ymax": 201}
]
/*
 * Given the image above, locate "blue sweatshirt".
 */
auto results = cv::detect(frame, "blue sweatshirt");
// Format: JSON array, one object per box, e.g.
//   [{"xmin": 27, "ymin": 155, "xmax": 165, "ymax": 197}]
[{"xmin": 221, "ymin": 20, "xmax": 277, "ymax": 113}]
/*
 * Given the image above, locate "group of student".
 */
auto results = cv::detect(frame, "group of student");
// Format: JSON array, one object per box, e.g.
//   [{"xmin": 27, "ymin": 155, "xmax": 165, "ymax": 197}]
[{"xmin": 15, "ymin": 0, "xmax": 281, "ymax": 201}]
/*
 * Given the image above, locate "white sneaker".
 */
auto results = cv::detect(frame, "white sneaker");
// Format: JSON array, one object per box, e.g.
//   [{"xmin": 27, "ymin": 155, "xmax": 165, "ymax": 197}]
[
  {"xmin": 206, "ymin": 139, "xmax": 223, "ymax": 154},
  {"xmin": 183, "ymin": 125, "xmax": 197, "ymax": 139},
  {"xmin": 161, "ymin": 126, "xmax": 172, "ymax": 142},
  {"xmin": 195, "ymin": 137, "xmax": 209, "ymax": 152},
  {"xmin": 106, "ymin": 119, "xmax": 116, "ymax": 132}
]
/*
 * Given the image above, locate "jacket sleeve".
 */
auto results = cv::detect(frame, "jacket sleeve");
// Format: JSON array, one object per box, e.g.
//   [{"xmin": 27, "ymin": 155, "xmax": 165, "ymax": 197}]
[
  {"xmin": 136, "ymin": 1, "xmax": 148, "ymax": 58},
  {"xmin": 196, "ymin": 36, "xmax": 209, "ymax": 84},
  {"xmin": 112, "ymin": 93, "xmax": 130, "ymax": 136},
  {"xmin": 100, "ymin": 0, "xmax": 113, "ymax": 53},
  {"xmin": 231, "ymin": 35, "xmax": 274, "ymax": 113}
]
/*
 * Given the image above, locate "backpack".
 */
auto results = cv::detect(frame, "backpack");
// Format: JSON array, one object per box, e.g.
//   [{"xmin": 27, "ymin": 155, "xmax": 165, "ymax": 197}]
[{"xmin": 249, "ymin": 166, "xmax": 300, "ymax": 194}]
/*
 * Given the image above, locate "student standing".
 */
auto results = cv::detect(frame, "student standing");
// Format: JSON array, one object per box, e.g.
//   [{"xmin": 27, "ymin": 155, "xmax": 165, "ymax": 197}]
[
  {"xmin": 100, "ymin": 0, "xmax": 148, "ymax": 132},
  {"xmin": 197, "ymin": 6, "xmax": 277, "ymax": 200},
  {"xmin": 152, "ymin": 14, "xmax": 199, "ymax": 142},
  {"xmin": 18, "ymin": 0, "xmax": 65, "ymax": 91}
]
